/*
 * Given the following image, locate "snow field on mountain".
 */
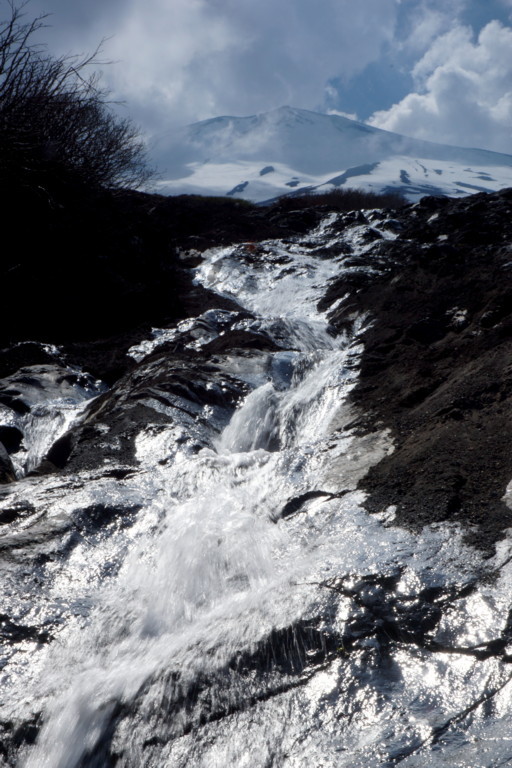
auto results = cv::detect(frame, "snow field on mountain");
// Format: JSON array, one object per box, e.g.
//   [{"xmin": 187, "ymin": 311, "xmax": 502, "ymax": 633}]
[{"xmin": 156, "ymin": 106, "xmax": 512, "ymax": 203}]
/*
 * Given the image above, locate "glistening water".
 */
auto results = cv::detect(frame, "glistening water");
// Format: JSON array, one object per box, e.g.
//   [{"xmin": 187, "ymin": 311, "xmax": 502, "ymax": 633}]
[{"xmin": 5, "ymin": 213, "xmax": 512, "ymax": 767}]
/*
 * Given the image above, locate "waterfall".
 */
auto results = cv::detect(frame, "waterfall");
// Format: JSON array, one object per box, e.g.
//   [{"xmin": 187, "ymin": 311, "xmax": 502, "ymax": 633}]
[
  {"xmin": 6, "ymin": 212, "xmax": 512, "ymax": 767},
  {"xmin": 19, "ymin": 219, "xmax": 361, "ymax": 767}
]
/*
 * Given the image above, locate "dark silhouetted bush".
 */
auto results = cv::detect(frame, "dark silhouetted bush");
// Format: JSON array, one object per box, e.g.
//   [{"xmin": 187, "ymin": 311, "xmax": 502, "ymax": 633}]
[{"xmin": 0, "ymin": 2, "xmax": 151, "ymax": 192}]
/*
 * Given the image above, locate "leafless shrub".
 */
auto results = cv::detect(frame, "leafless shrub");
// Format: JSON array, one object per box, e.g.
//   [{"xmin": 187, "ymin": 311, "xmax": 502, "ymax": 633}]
[{"xmin": 0, "ymin": 2, "xmax": 151, "ymax": 190}]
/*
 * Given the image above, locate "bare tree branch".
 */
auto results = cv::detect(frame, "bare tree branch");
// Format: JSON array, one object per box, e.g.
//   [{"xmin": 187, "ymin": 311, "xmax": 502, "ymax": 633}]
[{"xmin": 0, "ymin": 1, "xmax": 152, "ymax": 190}]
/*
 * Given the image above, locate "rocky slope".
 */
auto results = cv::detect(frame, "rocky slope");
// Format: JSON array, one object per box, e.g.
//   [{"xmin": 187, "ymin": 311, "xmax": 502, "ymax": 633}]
[
  {"xmin": 322, "ymin": 188, "xmax": 512, "ymax": 554},
  {"xmin": 1, "ymin": 187, "xmax": 512, "ymax": 766}
]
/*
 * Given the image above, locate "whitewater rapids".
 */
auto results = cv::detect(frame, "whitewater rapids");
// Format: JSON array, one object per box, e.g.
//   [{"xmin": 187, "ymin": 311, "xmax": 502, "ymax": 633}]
[{"xmin": 3, "ymin": 211, "xmax": 512, "ymax": 767}]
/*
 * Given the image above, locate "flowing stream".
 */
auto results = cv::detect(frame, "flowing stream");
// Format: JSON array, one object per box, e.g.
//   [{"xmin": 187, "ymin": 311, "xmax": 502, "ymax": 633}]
[{"xmin": 4, "ymin": 213, "xmax": 512, "ymax": 767}]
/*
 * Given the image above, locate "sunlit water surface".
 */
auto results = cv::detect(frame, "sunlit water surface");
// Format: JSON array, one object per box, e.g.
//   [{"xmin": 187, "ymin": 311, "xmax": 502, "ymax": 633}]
[{"xmin": 3, "ymin": 214, "xmax": 512, "ymax": 767}]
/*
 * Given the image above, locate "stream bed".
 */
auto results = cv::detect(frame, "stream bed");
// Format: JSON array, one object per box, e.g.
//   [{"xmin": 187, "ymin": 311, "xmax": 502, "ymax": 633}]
[{"xmin": 2, "ymin": 205, "xmax": 512, "ymax": 767}]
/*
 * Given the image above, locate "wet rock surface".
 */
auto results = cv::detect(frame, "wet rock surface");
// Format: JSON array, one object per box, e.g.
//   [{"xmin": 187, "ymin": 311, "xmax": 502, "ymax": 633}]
[
  {"xmin": 322, "ymin": 188, "xmax": 512, "ymax": 553},
  {"xmin": 1, "ymin": 189, "xmax": 512, "ymax": 766}
]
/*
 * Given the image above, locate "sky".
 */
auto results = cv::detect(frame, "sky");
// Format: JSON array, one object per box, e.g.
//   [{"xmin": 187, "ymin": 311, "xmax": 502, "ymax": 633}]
[{"xmin": 7, "ymin": 0, "xmax": 512, "ymax": 159}]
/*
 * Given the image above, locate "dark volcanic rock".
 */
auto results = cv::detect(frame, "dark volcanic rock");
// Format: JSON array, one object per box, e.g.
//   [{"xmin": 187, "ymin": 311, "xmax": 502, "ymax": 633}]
[
  {"xmin": 323, "ymin": 188, "xmax": 512, "ymax": 554},
  {"xmin": 49, "ymin": 347, "xmax": 251, "ymax": 475},
  {"xmin": 0, "ymin": 343, "xmax": 62, "ymax": 380},
  {"xmin": 0, "ymin": 365, "xmax": 100, "ymax": 415},
  {"xmin": 0, "ymin": 442, "xmax": 15, "ymax": 483}
]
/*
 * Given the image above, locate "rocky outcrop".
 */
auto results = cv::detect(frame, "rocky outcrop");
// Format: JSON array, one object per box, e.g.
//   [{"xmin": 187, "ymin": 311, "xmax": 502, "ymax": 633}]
[{"xmin": 320, "ymin": 188, "xmax": 512, "ymax": 553}]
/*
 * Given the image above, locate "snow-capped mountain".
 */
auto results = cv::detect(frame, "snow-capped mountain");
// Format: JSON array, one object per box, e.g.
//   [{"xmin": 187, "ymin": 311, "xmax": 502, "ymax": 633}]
[{"xmin": 155, "ymin": 106, "xmax": 512, "ymax": 202}]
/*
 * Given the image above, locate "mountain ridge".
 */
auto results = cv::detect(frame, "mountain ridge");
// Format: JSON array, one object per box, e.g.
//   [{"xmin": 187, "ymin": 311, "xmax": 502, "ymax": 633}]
[{"xmin": 156, "ymin": 105, "xmax": 512, "ymax": 202}]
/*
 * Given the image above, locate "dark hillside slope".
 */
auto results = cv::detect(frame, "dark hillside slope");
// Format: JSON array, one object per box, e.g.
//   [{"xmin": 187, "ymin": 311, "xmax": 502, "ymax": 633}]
[
  {"xmin": 322, "ymin": 188, "xmax": 512, "ymax": 553},
  {"xmin": 0, "ymin": 185, "xmax": 325, "ymax": 381}
]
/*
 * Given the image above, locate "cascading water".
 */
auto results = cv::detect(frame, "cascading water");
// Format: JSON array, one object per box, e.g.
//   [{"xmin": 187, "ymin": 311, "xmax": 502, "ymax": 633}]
[
  {"xmin": 4, "ymin": 212, "xmax": 512, "ymax": 767},
  {"xmin": 0, "ymin": 365, "xmax": 105, "ymax": 479}
]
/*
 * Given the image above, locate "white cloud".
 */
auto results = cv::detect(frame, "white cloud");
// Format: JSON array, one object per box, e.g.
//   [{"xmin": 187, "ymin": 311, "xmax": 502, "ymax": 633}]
[
  {"xmin": 369, "ymin": 20, "xmax": 512, "ymax": 153},
  {"xmin": 326, "ymin": 108, "xmax": 358, "ymax": 121},
  {"xmin": 401, "ymin": 9, "xmax": 448, "ymax": 51},
  {"xmin": 20, "ymin": 0, "xmax": 512, "ymax": 159},
  {"xmin": 396, "ymin": 1, "xmax": 465, "ymax": 54},
  {"xmin": 98, "ymin": 0, "xmax": 397, "ymax": 136}
]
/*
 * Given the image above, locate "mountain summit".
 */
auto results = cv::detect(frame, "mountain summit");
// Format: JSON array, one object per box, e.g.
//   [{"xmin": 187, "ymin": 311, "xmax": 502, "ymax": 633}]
[{"xmin": 157, "ymin": 106, "xmax": 512, "ymax": 202}]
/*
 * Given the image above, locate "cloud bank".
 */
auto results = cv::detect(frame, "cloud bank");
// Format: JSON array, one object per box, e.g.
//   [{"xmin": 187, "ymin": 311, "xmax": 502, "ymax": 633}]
[
  {"xmin": 369, "ymin": 20, "xmax": 512, "ymax": 153},
  {"xmin": 13, "ymin": 0, "xmax": 512, "ymax": 156},
  {"xmin": 98, "ymin": 0, "xmax": 398, "ymax": 135}
]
